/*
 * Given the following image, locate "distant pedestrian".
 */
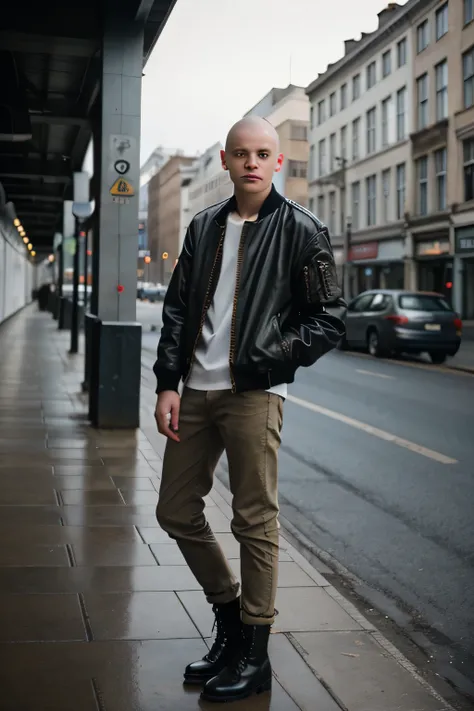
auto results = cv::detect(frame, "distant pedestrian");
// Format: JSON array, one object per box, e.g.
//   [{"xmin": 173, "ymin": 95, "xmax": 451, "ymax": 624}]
[{"xmin": 154, "ymin": 116, "xmax": 345, "ymax": 703}]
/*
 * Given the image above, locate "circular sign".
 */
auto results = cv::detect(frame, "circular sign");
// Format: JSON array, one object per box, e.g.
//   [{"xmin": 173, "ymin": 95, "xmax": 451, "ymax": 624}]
[{"xmin": 114, "ymin": 159, "xmax": 130, "ymax": 175}]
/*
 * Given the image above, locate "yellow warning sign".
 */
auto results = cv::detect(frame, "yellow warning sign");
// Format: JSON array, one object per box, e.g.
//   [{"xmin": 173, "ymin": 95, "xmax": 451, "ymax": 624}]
[{"xmin": 110, "ymin": 177, "xmax": 135, "ymax": 196}]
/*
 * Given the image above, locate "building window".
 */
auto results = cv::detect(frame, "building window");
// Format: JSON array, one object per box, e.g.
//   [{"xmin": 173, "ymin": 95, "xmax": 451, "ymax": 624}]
[
  {"xmin": 417, "ymin": 20, "xmax": 429, "ymax": 53},
  {"xmin": 417, "ymin": 73, "xmax": 429, "ymax": 129},
  {"xmin": 352, "ymin": 182, "xmax": 360, "ymax": 230},
  {"xmin": 397, "ymin": 37, "xmax": 407, "ymax": 67},
  {"xmin": 366, "ymin": 175, "xmax": 377, "ymax": 226},
  {"xmin": 396, "ymin": 87, "xmax": 406, "ymax": 140},
  {"xmin": 291, "ymin": 124, "xmax": 308, "ymax": 141},
  {"xmin": 317, "ymin": 194, "xmax": 325, "ymax": 222},
  {"xmin": 382, "ymin": 97, "xmax": 390, "ymax": 147},
  {"xmin": 352, "ymin": 74, "xmax": 361, "ymax": 101},
  {"xmin": 463, "ymin": 139, "xmax": 474, "ymax": 201},
  {"xmin": 366, "ymin": 107, "xmax": 376, "ymax": 154},
  {"xmin": 329, "ymin": 133, "xmax": 336, "ymax": 172},
  {"xmin": 417, "ymin": 156, "xmax": 429, "ymax": 215},
  {"xmin": 366, "ymin": 61, "xmax": 376, "ymax": 89},
  {"xmin": 329, "ymin": 191, "xmax": 336, "ymax": 233},
  {"xmin": 352, "ymin": 117, "xmax": 360, "ymax": 160},
  {"xmin": 465, "ymin": 0, "xmax": 474, "ymax": 24},
  {"xmin": 463, "ymin": 47, "xmax": 474, "ymax": 109},
  {"xmin": 435, "ymin": 2, "xmax": 448, "ymax": 40},
  {"xmin": 435, "ymin": 60, "xmax": 448, "ymax": 120},
  {"xmin": 330, "ymin": 92, "xmax": 337, "ymax": 117},
  {"xmin": 382, "ymin": 169, "xmax": 391, "ymax": 223},
  {"xmin": 309, "ymin": 197, "xmax": 314, "ymax": 214},
  {"xmin": 318, "ymin": 100, "xmax": 326, "ymax": 125},
  {"xmin": 435, "ymin": 148, "xmax": 447, "ymax": 210},
  {"xmin": 340, "ymin": 83, "xmax": 347, "ymax": 110},
  {"xmin": 288, "ymin": 160, "xmax": 307, "ymax": 178},
  {"xmin": 318, "ymin": 139, "xmax": 326, "ymax": 176},
  {"xmin": 382, "ymin": 50, "xmax": 391, "ymax": 78},
  {"xmin": 340, "ymin": 125, "xmax": 347, "ymax": 159},
  {"xmin": 310, "ymin": 106, "xmax": 314, "ymax": 130},
  {"xmin": 396, "ymin": 163, "xmax": 406, "ymax": 219}
]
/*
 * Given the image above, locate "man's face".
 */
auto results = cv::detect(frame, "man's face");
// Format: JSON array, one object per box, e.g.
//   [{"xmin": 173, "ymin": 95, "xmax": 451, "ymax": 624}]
[{"xmin": 221, "ymin": 124, "xmax": 283, "ymax": 194}]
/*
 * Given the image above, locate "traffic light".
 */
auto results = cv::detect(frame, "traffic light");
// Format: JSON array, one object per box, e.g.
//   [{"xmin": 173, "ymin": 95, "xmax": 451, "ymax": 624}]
[
  {"xmin": 144, "ymin": 255, "xmax": 151, "ymax": 264},
  {"xmin": 162, "ymin": 252, "xmax": 168, "ymax": 260}
]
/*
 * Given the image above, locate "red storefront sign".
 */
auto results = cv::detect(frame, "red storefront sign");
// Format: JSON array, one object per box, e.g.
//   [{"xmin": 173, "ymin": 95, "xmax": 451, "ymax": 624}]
[{"xmin": 349, "ymin": 242, "xmax": 379, "ymax": 261}]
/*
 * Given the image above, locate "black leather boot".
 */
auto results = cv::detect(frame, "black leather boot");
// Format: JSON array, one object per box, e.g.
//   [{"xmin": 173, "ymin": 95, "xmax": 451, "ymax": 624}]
[
  {"xmin": 200, "ymin": 623, "xmax": 272, "ymax": 703},
  {"xmin": 183, "ymin": 597, "xmax": 241, "ymax": 685}
]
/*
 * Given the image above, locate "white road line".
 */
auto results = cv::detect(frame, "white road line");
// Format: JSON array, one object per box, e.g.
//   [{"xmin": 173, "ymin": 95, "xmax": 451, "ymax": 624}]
[
  {"xmin": 286, "ymin": 394, "xmax": 458, "ymax": 465},
  {"xmin": 356, "ymin": 369, "xmax": 395, "ymax": 380},
  {"xmin": 341, "ymin": 350, "xmax": 474, "ymax": 378}
]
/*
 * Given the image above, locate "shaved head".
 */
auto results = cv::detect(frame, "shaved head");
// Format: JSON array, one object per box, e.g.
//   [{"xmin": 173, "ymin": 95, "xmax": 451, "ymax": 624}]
[
  {"xmin": 221, "ymin": 116, "xmax": 284, "ymax": 198},
  {"xmin": 225, "ymin": 116, "xmax": 280, "ymax": 152}
]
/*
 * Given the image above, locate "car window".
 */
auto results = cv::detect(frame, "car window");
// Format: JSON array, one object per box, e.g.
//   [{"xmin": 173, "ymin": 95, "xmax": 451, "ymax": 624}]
[
  {"xmin": 399, "ymin": 294, "xmax": 452, "ymax": 312},
  {"xmin": 369, "ymin": 294, "xmax": 392, "ymax": 312},
  {"xmin": 350, "ymin": 294, "xmax": 374, "ymax": 312}
]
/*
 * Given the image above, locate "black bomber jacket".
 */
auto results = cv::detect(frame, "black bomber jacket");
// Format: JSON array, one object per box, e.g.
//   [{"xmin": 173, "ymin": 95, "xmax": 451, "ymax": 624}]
[{"xmin": 153, "ymin": 185, "xmax": 346, "ymax": 394}]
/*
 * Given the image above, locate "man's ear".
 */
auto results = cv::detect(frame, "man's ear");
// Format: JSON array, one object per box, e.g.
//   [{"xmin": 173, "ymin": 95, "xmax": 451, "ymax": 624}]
[
  {"xmin": 275, "ymin": 153, "xmax": 284, "ymax": 173},
  {"xmin": 220, "ymin": 149, "xmax": 228, "ymax": 170}
]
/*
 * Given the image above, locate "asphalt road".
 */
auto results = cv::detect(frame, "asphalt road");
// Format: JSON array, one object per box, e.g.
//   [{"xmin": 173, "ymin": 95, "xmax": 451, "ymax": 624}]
[{"xmin": 138, "ymin": 300, "xmax": 474, "ymax": 696}]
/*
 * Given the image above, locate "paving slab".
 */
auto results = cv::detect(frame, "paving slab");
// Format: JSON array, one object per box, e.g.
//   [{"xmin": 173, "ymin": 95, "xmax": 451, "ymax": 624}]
[
  {"xmin": 293, "ymin": 630, "xmax": 447, "ymax": 711},
  {"xmin": 0, "ymin": 308, "xmax": 454, "ymax": 711}
]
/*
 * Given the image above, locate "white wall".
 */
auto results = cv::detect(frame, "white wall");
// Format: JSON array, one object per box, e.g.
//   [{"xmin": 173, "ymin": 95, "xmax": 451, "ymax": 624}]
[{"xmin": 0, "ymin": 214, "xmax": 35, "ymax": 325}]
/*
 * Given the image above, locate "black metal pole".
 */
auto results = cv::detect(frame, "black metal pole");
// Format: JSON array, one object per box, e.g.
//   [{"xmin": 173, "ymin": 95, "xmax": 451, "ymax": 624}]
[
  {"xmin": 83, "ymin": 228, "xmax": 89, "ymax": 313},
  {"xmin": 57, "ymin": 243, "xmax": 64, "ymax": 326},
  {"xmin": 70, "ymin": 218, "xmax": 80, "ymax": 354}
]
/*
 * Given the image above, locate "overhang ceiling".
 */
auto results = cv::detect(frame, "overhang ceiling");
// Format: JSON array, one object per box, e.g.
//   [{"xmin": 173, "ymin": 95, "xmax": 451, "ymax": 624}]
[{"xmin": 0, "ymin": 0, "xmax": 177, "ymax": 257}]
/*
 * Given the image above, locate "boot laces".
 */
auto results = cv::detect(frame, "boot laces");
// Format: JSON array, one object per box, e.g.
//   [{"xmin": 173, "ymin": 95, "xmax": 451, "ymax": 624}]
[{"xmin": 207, "ymin": 605, "xmax": 226, "ymax": 657}]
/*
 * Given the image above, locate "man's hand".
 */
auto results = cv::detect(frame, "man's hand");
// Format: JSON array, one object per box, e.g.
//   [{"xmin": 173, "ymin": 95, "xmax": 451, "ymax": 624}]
[{"xmin": 155, "ymin": 391, "xmax": 181, "ymax": 442}]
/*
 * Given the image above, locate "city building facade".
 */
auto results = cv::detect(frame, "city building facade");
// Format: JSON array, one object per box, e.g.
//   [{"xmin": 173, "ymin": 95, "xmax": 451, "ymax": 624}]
[
  {"xmin": 307, "ymin": 2, "xmax": 415, "ymax": 298},
  {"xmin": 187, "ymin": 142, "xmax": 234, "ymax": 220},
  {"xmin": 408, "ymin": 0, "xmax": 474, "ymax": 317},
  {"xmin": 147, "ymin": 153, "xmax": 195, "ymax": 284},
  {"xmin": 137, "ymin": 146, "xmax": 171, "ymax": 282},
  {"xmin": 306, "ymin": 0, "xmax": 474, "ymax": 316}
]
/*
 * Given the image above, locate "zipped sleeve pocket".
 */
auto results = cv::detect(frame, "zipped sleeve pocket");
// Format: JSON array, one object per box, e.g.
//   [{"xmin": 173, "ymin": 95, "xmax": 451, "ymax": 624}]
[{"xmin": 303, "ymin": 253, "xmax": 341, "ymax": 305}]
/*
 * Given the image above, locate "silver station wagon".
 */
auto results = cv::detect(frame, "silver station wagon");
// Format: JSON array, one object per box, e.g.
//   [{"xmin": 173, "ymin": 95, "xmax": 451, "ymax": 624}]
[{"xmin": 337, "ymin": 290, "xmax": 462, "ymax": 364}]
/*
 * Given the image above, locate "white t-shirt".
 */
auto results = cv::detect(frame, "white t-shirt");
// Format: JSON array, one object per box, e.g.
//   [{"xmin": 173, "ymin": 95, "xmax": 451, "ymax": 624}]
[{"xmin": 187, "ymin": 213, "xmax": 287, "ymax": 399}]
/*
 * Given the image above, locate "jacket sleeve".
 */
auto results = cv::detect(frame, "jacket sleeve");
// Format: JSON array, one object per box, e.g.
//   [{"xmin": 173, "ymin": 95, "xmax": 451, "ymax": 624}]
[
  {"xmin": 153, "ymin": 221, "xmax": 195, "ymax": 394},
  {"xmin": 281, "ymin": 226, "xmax": 346, "ymax": 368}
]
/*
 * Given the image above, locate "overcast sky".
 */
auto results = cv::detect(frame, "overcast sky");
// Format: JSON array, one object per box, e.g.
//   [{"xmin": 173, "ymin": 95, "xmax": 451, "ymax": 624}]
[{"xmin": 139, "ymin": 0, "xmax": 407, "ymax": 164}]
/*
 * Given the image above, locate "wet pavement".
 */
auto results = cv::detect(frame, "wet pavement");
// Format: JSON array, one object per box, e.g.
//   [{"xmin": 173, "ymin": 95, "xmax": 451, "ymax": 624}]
[{"xmin": 0, "ymin": 305, "xmax": 457, "ymax": 711}]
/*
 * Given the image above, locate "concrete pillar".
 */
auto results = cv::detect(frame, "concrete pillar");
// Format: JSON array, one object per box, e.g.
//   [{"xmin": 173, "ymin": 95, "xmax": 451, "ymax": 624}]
[{"xmin": 88, "ymin": 5, "xmax": 143, "ymax": 428}]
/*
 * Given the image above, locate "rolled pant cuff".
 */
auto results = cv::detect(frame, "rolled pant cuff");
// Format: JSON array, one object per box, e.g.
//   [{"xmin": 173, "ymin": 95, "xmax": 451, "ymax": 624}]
[
  {"xmin": 206, "ymin": 582, "xmax": 241, "ymax": 606},
  {"xmin": 241, "ymin": 610, "xmax": 274, "ymax": 626}
]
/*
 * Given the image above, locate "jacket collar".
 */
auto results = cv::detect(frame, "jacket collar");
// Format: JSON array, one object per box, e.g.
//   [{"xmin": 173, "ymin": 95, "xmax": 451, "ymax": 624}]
[{"xmin": 215, "ymin": 184, "xmax": 285, "ymax": 227}]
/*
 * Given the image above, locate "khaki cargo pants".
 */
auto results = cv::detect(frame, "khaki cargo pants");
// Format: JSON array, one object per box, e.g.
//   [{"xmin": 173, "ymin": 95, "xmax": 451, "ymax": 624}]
[{"xmin": 156, "ymin": 387, "xmax": 283, "ymax": 625}]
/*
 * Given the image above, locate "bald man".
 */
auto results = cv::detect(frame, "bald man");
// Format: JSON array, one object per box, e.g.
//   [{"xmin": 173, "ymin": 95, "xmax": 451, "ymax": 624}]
[{"xmin": 153, "ymin": 116, "xmax": 345, "ymax": 703}]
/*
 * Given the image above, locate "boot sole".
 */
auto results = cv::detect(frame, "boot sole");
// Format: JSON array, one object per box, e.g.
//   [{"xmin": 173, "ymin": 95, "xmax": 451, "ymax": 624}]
[
  {"xmin": 200, "ymin": 678, "xmax": 272, "ymax": 703},
  {"xmin": 183, "ymin": 676, "xmax": 213, "ymax": 686}
]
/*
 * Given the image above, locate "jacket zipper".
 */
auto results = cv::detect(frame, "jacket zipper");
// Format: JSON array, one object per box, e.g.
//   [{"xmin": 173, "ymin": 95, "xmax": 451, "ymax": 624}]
[
  {"xmin": 185, "ymin": 226, "xmax": 226, "ymax": 381},
  {"xmin": 229, "ymin": 224, "xmax": 248, "ymax": 393},
  {"xmin": 304, "ymin": 261, "xmax": 331, "ymax": 303},
  {"xmin": 303, "ymin": 266, "xmax": 311, "ymax": 303},
  {"xmin": 316, "ymin": 260, "xmax": 331, "ymax": 300}
]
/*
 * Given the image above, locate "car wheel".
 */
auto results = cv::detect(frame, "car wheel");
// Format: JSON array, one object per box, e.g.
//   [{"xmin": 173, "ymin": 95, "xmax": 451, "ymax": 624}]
[
  {"xmin": 367, "ymin": 328, "xmax": 385, "ymax": 358},
  {"xmin": 430, "ymin": 352, "xmax": 447, "ymax": 365}
]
